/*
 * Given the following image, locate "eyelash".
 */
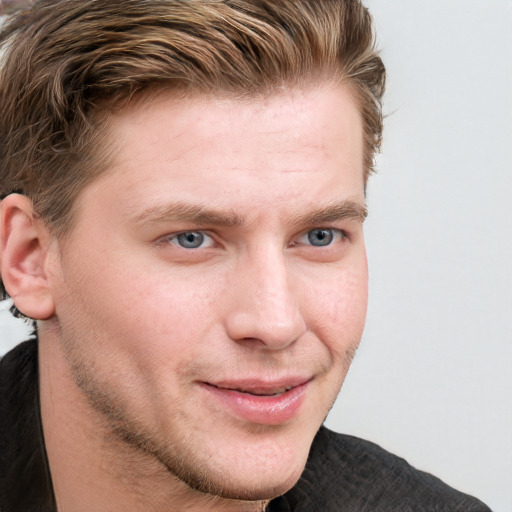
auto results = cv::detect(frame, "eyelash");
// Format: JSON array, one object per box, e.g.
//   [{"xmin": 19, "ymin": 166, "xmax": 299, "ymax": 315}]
[
  {"xmin": 296, "ymin": 228, "xmax": 348, "ymax": 248},
  {"xmin": 168, "ymin": 231, "xmax": 215, "ymax": 249},
  {"xmin": 162, "ymin": 228, "xmax": 349, "ymax": 250}
]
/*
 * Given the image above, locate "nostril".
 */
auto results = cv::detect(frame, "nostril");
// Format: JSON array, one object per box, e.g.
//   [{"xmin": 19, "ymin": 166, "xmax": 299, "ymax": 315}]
[{"xmin": 225, "ymin": 310, "xmax": 307, "ymax": 351}]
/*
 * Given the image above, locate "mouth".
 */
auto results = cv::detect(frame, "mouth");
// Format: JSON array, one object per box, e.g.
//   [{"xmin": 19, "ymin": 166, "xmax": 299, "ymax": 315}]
[
  {"xmin": 200, "ymin": 378, "xmax": 311, "ymax": 425},
  {"xmin": 208, "ymin": 383, "xmax": 297, "ymax": 397}
]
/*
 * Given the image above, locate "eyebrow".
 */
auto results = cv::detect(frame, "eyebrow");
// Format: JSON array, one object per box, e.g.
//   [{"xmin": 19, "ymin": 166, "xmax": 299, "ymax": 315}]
[
  {"xmin": 134, "ymin": 200, "xmax": 367, "ymax": 228},
  {"xmin": 289, "ymin": 201, "xmax": 368, "ymax": 226},
  {"xmin": 134, "ymin": 202, "xmax": 244, "ymax": 227}
]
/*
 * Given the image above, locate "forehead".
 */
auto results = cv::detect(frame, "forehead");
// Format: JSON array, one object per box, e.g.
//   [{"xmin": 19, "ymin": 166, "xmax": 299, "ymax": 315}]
[
  {"xmin": 74, "ymin": 85, "xmax": 365, "ymax": 225},
  {"xmin": 113, "ymin": 84, "xmax": 362, "ymax": 152}
]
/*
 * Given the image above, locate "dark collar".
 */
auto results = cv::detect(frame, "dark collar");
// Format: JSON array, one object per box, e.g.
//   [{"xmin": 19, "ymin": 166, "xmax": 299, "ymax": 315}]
[{"xmin": 0, "ymin": 339, "xmax": 57, "ymax": 512}]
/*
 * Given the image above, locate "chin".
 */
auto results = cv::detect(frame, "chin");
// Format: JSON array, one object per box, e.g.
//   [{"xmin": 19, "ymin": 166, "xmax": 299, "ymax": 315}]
[
  {"xmin": 180, "ymin": 461, "xmax": 305, "ymax": 502},
  {"xmin": 152, "ymin": 430, "xmax": 310, "ymax": 502}
]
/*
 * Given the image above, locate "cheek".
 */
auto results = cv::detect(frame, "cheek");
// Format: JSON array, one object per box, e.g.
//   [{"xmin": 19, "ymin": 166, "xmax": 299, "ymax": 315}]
[
  {"xmin": 128, "ymin": 271, "xmax": 219, "ymax": 331},
  {"xmin": 55, "ymin": 245, "xmax": 221, "ymax": 365},
  {"xmin": 303, "ymin": 261, "xmax": 368, "ymax": 352},
  {"xmin": 105, "ymin": 269, "xmax": 230, "ymax": 384}
]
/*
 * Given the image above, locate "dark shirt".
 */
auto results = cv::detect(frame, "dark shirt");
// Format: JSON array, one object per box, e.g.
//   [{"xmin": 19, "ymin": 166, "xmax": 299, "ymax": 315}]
[{"xmin": 1, "ymin": 340, "xmax": 491, "ymax": 511}]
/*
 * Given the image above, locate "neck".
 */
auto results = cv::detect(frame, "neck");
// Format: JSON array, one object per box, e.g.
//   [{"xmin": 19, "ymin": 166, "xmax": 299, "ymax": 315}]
[{"xmin": 38, "ymin": 327, "xmax": 268, "ymax": 512}]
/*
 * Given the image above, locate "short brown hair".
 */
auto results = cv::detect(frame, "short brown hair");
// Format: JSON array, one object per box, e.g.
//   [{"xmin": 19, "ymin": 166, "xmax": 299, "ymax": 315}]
[{"xmin": 0, "ymin": 0, "xmax": 385, "ymax": 238}]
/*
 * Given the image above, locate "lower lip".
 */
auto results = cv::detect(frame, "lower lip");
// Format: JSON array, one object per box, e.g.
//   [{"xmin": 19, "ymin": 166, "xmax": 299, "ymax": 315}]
[{"xmin": 201, "ymin": 382, "xmax": 309, "ymax": 425}]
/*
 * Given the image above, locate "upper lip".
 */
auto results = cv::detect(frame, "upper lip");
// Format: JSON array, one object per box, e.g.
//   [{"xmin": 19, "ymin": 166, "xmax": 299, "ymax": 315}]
[{"xmin": 204, "ymin": 377, "xmax": 312, "ymax": 396}]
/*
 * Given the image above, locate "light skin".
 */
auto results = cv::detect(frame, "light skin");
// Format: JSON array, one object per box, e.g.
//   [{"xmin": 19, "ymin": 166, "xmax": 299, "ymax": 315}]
[{"xmin": 0, "ymin": 83, "xmax": 368, "ymax": 511}]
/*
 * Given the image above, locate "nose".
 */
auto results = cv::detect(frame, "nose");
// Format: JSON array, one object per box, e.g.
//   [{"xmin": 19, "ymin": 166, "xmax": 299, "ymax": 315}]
[{"xmin": 224, "ymin": 248, "xmax": 307, "ymax": 350}]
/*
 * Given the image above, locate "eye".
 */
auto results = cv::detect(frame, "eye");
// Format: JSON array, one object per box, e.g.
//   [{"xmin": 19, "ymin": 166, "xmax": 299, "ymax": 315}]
[
  {"xmin": 170, "ymin": 231, "xmax": 214, "ymax": 249},
  {"xmin": 301, "ymin": 228, "xmax": 346, "ymax": 247}
]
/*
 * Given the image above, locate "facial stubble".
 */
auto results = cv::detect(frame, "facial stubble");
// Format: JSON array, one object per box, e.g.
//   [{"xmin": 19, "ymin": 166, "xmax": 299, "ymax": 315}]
[{"xmin": 61, "ymin": 334, "xmax": 358, "ymax": 503}]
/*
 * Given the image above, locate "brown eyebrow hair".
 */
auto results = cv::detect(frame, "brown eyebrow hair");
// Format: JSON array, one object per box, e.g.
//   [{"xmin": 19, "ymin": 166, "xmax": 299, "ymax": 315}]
[
  {"xmin": 134, "ymin": 200, "xmax": 367, "ymax": 228},
  {"xmin": 289, "ymin": 201, "xmax": 367, "ymax": 227},
  {"xmin": 135, "ymin": 202, "xmax": 244, "ymax": 227}
]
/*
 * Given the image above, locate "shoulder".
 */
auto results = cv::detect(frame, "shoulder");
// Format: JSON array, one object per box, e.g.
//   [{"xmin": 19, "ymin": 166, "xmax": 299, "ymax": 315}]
[
  {"xmin": 0, "ymin": 339, "xmax": 57, "ymax": 512},
  {"xmin": 0, "ymin": 339, "xmax": 39, "ymax": 410},
  {"xmin": 0, "ymin": 339, "xmax": 38, "ymax": 398},
  {"xmin": 280, "ymin": 426, "xmax": 491, "ymax": 512}
]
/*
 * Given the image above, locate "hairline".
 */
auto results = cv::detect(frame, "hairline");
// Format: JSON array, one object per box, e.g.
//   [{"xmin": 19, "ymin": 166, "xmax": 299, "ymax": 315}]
[{"xmin": 53, "ymin": 75, "xmax": 366, "ymax": 241}]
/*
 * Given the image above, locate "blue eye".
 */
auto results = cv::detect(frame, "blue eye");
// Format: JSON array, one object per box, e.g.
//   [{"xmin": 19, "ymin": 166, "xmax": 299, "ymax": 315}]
[
  {"xmin": 307, "ymin": 229, "xmax": 334, "ymax": 246},
  {"xmin": 303, "ymin": 228, "xmax": 347, "ymax": 247},
  {"xmin": 171, "ymin": 231, "xmax": 212, "ymax": 249}
]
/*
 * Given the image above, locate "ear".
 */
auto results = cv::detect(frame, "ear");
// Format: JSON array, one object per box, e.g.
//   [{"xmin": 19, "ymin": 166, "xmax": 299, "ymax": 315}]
[{"xmin": 0, "ymin": 194, "xmax": 55, "ymax": 319}]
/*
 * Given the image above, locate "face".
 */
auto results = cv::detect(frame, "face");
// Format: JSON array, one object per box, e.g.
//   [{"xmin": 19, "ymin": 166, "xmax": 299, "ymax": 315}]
[{"xmin": 47, "ymin": 85, "xmax": 368, "ymax": 500}]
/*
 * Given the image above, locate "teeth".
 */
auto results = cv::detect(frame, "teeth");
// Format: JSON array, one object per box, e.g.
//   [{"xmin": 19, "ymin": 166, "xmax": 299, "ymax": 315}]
[
  {"xmin": 211, "ymin": 383, "xmax": 297, "ymax": 395},
  {"xmin": 237, "ymin": 386, "xmax": 292, "ymax": 396}
]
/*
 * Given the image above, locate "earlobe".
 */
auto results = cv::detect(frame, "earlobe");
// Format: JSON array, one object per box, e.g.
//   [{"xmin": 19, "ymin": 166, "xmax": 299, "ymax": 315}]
[{"xmin": 0, "ymin": 194, "xmax": 56, "ymax": 320}]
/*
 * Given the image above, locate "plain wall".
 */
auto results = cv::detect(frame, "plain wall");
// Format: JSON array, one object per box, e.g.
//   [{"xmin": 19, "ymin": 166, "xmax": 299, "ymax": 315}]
[
  {"xmin": 325, "ymin": 1, "xmax": 511, "ymax": 511},
  {"xmin": 1, "ymin": 1, "xmax": 510, "ymax": 510}
]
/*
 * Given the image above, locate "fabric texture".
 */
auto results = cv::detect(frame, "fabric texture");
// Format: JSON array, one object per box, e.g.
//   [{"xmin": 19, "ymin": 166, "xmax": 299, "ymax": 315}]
[{"xmin": 0, "ymin": 340, "xmax": 491, "ymax": 511}]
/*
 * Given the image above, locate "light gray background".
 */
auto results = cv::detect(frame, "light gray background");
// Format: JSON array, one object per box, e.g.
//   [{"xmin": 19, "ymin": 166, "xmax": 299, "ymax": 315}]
[
  {"xmin": 1, "ymin": 1, "xmax": 510, "ymax": 510},
  {"xmin": 325, "ymin": 1, "xmax": 511, "ymax": 510}
]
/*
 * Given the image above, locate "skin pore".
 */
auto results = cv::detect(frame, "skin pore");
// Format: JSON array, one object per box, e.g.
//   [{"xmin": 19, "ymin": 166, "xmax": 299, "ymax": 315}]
[{"xmin": 21, "ymin": 83, "xmax": 368, "ymax": 511}]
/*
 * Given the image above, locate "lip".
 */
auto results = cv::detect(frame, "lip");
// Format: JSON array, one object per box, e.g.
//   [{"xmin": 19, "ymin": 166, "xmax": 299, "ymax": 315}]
[{"xmin": 200, "ymin": 377, "xmax": 311, "ymax": 425}]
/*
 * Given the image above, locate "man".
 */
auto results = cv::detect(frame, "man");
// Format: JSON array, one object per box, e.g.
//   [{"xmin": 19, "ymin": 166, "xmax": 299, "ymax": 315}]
[{"xmin": 0, "ymin": 1, "xmax": 491, "ymax": 511}]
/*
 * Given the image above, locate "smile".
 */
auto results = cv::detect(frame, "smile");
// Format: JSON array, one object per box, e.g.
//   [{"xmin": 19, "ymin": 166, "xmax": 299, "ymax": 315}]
[
  {"xmin": 210, "ymin": 383, "xmax": 296, "ymax": 397},
  {"xmin": 200, "ymin": 378, "xmax": 311, "ymax": 425}
]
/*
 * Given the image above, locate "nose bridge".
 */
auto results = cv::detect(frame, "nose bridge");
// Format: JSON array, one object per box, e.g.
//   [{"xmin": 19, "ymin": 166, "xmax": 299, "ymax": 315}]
[{"xmin": 225, "ymin": 244, "xmax": 307, "ymax": 349}]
